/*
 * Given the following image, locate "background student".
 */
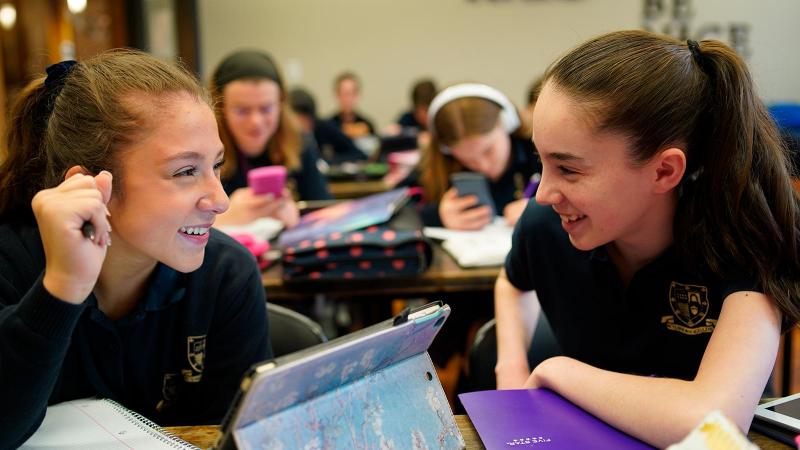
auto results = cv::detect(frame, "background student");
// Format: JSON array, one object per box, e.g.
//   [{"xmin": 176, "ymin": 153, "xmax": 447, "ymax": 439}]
[
  {"xmin": 289, "ymin": 87, "xmax": 367, "ymax": 165},
  {"xmin": 211, "ymin": 50, "xmax": 331, "ymax": 228},
  {"xmin": 0, "ymin": 50, "xmax": 272, "ymax": 448},
  {"xmin": 402, "ymin": 83, "xmax": 541, "ymax": 229},
  {"xmin": 495, "ymin": 30, "xmax": 800, "ymax": 448},
  {"xmin": 520, "ymin": 76, "xmax": 543, "ymax": 136},
  {"xmin": 394, "ymin": 78, "xmax": 437, "ymax": 133},
  {"xmin": 327, "ymin": 71, "xmax": 376, "ymax": 139}
]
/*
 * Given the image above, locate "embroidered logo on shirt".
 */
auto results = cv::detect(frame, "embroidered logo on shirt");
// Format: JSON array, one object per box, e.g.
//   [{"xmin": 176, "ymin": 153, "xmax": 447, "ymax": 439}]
[
  {"xmin": 662, "ymin": 282, "xmax": 716, "ymax": 335},
  {"xmin": 183, "ymin": 335, "xmax": 206, "ymax": 382}
]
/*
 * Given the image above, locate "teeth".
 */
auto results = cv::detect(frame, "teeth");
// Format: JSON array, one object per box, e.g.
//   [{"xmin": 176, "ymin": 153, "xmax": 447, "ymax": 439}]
[
  {"xmin": 179, "ymin": 226, "xmax": 209, "ymax": 235},
  {"xmin": 561, "ymin": 214, "xmax": 585, "ymax": 223}
]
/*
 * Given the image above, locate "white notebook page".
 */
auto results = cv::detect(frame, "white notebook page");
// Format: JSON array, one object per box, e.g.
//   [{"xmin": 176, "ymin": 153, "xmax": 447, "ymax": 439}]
[{"xmin": 19, "ymin": 398, "xmax": 198, "ymax": 450}]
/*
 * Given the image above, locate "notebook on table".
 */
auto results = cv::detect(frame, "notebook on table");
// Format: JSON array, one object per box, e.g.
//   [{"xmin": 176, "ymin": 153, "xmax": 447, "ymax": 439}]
[
  {"xmin": 424, "ymin": 218, "xmax": 514, "ymax": 268},
  {"xmin": 459, "ymin": 388, "xmax": 653, "ymax": 449},
  {"xmin": 214, "ymin": 301, "xmax": 464, "ymax": 450},
  {"xmin": 19, "ymin": 398, "xmax": 198, "ymax": 449}
]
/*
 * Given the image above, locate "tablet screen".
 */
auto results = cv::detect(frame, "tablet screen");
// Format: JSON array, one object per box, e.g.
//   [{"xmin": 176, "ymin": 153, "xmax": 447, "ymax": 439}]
[{"xmin": 768, "ymin": 397, "xmax": 800, "ymax": 419}]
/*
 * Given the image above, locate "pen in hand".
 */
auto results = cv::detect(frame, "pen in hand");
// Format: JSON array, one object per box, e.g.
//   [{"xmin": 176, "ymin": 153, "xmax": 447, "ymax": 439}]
[
  {"xmin": 81, "ymin": 221, "xmax": 96, "ymax": 241},
  {"xmin": 523, "ymin": 173, "xmax": 541, "ymax": 199}
]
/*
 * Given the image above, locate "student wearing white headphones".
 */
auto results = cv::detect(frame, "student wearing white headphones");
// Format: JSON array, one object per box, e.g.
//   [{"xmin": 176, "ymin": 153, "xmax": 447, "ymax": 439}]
[{"xmin": 402, "ymin": 83, "xmax": 541, "ymax": 230}]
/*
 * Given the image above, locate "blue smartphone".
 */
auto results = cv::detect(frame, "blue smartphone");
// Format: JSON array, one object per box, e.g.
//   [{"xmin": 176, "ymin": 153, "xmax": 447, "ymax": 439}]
[{"xmin": 450, "ymin": 172, "xmax": 496, "ymax": 216}]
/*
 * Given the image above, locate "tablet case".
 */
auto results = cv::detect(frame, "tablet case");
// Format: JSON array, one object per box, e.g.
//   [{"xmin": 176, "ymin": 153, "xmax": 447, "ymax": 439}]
[
  {"xmin": 215, "ymin": 303, "xmax": 464, "ymax": 450},
  {"xmin": 752, "ymin": 393, "xmax": 800, "ymax": 446}
]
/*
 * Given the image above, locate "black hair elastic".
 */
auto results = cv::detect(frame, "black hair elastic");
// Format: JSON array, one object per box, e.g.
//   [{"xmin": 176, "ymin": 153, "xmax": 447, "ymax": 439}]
[
  {"xmin": 44, "ymin": 60, "xmax": 78, "ymax": 91},
  {"xmin": 687, "ymin": 40, "xmax": 713, "ymax": 76},
  {"xmin": 35, "ymin": 60, "xmax": 78, "ymax": 130}
]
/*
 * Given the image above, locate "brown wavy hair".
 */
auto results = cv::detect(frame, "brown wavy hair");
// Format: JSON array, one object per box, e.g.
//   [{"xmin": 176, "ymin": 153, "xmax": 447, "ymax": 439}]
[
  {"xmin": 210, "ymin": 81, "xmax": 301, "ymax": 181},
  {"xmin": 0, "ymin": 49, "xmax": 208, "ymax": 220}
]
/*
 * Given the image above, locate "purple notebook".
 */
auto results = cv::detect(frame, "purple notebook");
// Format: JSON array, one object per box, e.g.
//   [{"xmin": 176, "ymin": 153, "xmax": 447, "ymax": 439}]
[{"xmin": 459, "ymin": 388, "xmax": 654, "ymax": 449}]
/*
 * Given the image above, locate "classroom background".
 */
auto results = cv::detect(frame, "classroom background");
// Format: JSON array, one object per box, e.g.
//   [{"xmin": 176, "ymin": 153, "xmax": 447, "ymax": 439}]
[
  {"xmin": 1, "ymin": 0, "xmax": 800, "ymax": 410},
  {"xmin": 1, "ymin": 0, "xmax": 798, "ymax": 136}
]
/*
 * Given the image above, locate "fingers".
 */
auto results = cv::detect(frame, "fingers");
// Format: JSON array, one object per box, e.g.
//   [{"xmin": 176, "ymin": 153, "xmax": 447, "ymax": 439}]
[
  {"xmin": 503, "ymin": 199, "xmax": 527, "ymax": 226},
  {"xmin": 457, "ymin": 205, "xmax": 493, "ymax": 230},
  {"xmin": 69, "ymin": 197, "xmax": 112, "ymax": 246},
  {"xmin": 94, "ymin": 170, "xmax": 113, "ymax": 205},
  {"xmin": 33, "ymin": 173, "xmax": 112, "ymax": 246}
]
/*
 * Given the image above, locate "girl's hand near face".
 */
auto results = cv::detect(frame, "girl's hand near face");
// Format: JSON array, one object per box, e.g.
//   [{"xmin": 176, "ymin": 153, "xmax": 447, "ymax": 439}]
[
  {"xmin": 439, "ymin": 187, "xmax": 492, "ymax": 230},
  {"xmin": 503, "ymin": 198, "xmax": 529, "ymax": 227},
  {"xmin": 33, "ymin": 170, "xmax": 113, "ymax": 304},
  {"xmin": 223, "ymin": 187, "xmax": 299, "ymax": 227}
]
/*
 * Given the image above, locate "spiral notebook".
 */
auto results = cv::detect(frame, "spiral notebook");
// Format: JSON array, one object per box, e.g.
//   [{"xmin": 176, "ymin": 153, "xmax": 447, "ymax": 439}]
[{"xmin": 19, "ymin": 398, "xmax": 198, "ymax": 450}]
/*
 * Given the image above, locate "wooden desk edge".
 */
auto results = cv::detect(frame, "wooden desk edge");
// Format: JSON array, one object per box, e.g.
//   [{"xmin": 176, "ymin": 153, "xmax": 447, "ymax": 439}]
[{"xmin": 164, "ymin": 418, "xmax": 790, "ymax": 450}]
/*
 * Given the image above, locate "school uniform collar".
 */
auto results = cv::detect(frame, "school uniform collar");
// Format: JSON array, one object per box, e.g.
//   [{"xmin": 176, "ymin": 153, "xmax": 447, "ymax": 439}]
[
  {"xmin": 140, "ymin": 263, "xmax": 187, "ymax": 312},
  {"xmin": 85, "ymin": 263, "xmax": 187, "ymax": 325},
  {"xmin": 588, "ymin": 243, "xmax": 679, "ymax": 273}
]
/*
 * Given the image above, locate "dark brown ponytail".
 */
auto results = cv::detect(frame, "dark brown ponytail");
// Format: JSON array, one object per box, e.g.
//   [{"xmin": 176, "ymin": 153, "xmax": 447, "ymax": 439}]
[{"xmin": 0, "ymin": 78, "xmax": 49, "ymax": 220}]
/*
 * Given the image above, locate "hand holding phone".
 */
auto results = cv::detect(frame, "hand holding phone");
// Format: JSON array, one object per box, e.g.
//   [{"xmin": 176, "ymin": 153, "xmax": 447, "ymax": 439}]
[
  {"xmin": 247, "ymin": 166, "xmax": 287, "ymax": 197},
  {"xmin": 450, "ymin": 172, "xmax": 496, "ymax": 216}
]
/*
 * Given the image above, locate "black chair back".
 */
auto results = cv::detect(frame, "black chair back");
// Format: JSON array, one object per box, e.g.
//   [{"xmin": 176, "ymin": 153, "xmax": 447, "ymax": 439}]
[
  {"xmin": 463, "ymin": 313, "xmax": 562, "ymax": 393},
  {"xmin": 267, "ymin": 303, "xmax": 327, "ymax": 357}
]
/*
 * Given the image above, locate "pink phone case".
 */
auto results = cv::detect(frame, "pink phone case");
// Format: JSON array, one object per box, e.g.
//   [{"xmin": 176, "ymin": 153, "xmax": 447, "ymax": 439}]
[{"xmin": 247, "ymin": 166, "xmax": 287, "ymax": 197}]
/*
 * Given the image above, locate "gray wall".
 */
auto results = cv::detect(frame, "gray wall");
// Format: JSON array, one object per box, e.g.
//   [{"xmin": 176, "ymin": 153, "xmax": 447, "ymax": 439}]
[{"xmin": 198, "ymin": 0, "xmax": 800, "ymax": 130}]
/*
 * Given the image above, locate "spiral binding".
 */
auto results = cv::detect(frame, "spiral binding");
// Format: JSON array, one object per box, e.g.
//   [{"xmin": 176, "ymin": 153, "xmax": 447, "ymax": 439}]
[{"xmin": 103, "ymin": 399, "xmax": 200, "ymax": 449}]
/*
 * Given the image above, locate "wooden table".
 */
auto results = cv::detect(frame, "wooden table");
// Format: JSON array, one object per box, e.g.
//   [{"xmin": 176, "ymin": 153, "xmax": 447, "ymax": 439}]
[
  {"xmin": 262, "ymin": 244, "xmax": 501, "ymax": 302},
  {"xmin": 328, "ymin": 179, "xmax": 389, "ymax": 199},
  {"xmin": 166, "ymin": 415, "xmax": 790, "ymax": 449}
]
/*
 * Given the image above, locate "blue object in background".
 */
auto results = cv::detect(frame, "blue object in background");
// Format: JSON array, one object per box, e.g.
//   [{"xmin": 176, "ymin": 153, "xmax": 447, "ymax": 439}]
[{"xmin": 769, "ymin": 103, "xmax": 800, "ymax": 131}]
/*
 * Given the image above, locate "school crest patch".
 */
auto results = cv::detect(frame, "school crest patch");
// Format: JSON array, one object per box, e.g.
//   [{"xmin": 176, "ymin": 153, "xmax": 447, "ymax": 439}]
[
  {"xmin": 661, "ymin": 282, "xmax": 716, "ymax": 335},
  {"xmin": 183, "ymin": 335, "xmax": 206, "ymax": 382}
]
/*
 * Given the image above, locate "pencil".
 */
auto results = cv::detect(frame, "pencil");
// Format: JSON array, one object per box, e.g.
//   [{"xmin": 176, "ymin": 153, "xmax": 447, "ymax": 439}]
[{"xmin": 81, "ymin": 221, "xmax": 95, "ymax": 240}]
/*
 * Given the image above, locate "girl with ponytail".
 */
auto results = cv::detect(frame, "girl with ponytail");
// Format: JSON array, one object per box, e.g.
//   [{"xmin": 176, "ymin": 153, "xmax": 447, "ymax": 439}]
[{"xmin": 495, "ymin": 30, "xmax": 799, "ymax": 446}]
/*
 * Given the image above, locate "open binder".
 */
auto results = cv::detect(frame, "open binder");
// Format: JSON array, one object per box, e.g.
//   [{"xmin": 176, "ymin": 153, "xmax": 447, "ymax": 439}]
[{"xmin": 214, "ymin": 301, "xmax": 464, "ymax": 450}]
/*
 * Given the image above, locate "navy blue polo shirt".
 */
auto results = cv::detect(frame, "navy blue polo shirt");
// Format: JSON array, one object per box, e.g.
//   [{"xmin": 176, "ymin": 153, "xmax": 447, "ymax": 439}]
[
  {"xmin": 505, "ymin": 201, "xmax": 758, "ymax": 380},
  {"xmin": 0, "ymin": 222, "xmax": 271, "ymax": 448}
]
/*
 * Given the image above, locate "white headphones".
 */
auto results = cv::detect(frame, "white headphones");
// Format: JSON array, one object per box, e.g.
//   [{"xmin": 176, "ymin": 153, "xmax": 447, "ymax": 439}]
[{"xmin": 427, "ymin": 83, "xmax": 520, "ymax": 154}]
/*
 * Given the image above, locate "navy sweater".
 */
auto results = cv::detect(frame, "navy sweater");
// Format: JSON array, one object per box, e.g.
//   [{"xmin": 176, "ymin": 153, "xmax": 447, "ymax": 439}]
[{"xmin": 0, "ymin": 220, "xmax": 272, "ymax": 448}]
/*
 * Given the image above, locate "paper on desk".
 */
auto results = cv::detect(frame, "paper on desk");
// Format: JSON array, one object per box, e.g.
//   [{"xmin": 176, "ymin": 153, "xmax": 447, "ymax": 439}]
[
  {"xmin": 215, "ymin": 217, "xmax": 283, "ymax": 241},
  {"xmin": 19, "ymin": 398, "xmax": 198, "ymax": 449},
  {"xmin": 424, "ymin": 218, "xmax": 513, "ymax": 268}
]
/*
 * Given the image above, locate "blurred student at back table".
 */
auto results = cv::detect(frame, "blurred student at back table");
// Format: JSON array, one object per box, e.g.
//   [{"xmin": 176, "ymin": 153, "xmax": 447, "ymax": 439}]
[
  {"xmin": 394, "ymin": 78, "xmax": 437, "ymax": 133},
  {"xmin": 399, "ymin": 83, "xmax": 541, "ymax": 229},
  {"xmin": 520, "ymin": 76, "xmax": 543, "ymax": 136},
  {"xmin": 386, "ymin": 78, "xmax": 438, "ymax": 150},
  {"xmin": 289, "ymin": 87, "xmax": 367, "ymax": 165},
  {"xmin": 210, "ymin": 50, "xmax": 331, "ymax": 228},
  {"xmin": 327, "ymin": 71, "xmax": 376, "ymax": 139}
]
